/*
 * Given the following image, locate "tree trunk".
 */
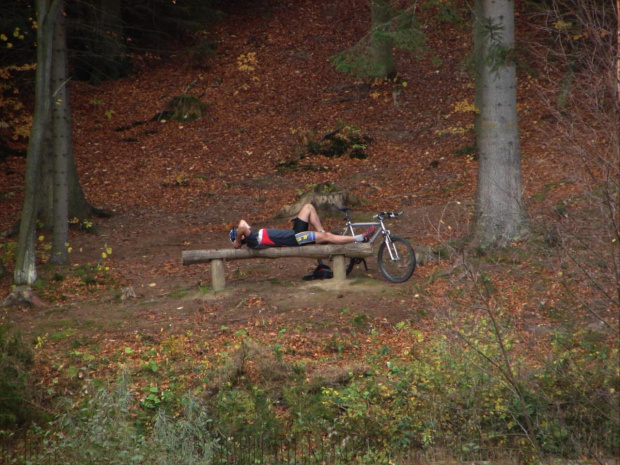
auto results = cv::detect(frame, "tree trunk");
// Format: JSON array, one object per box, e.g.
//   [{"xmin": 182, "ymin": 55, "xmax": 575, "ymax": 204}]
[
  {"xmin": 14, "ymin": 0, "xmax": 62, "ymax": 285},
  {"xmin": 38, "ymin": 127, "xmax": 55, "ymax": 226},
  {"xmin": 50, "ymin": 0, "xmax": 69, "ymax": 265},
  {"xmin": 38, "ymin": 127, "xmax": 98, "ymax": 226},
  {"xmin": 616, "ymin": 0, "xmax": 619, "ymax": 108},
  {"xmin": 37, "ymin": 1, "xmax": 102, "ymax": 230},
  {"xmin": 370, "ymin": 0, "xmax": 396, "ymax": 78},
  {"xmin": 471, "ymin": 0, "xmax": 526, "ymax": 249}
]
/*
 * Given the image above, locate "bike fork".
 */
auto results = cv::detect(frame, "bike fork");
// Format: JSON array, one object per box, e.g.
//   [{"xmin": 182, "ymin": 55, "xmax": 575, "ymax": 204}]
[{"xmin": 384, "ymin": 234, "xmax": 400, "ymax": 261}]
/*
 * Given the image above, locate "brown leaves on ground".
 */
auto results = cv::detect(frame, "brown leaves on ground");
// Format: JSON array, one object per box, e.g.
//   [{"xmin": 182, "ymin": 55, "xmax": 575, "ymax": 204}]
[{"xmin": 0, "ymin": 0, "xmax": 616, "ymax": 408}]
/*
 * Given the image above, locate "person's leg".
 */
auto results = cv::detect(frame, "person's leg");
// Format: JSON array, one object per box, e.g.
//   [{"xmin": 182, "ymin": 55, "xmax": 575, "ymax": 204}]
[
  {"xmin": 314, "ymin": 231, "xmax": 354, "ymax": 244},
  {"xmin": 314, "ymin": 229, "xmax": 374, "ymax": 244},
  {"xmin": 296, "ymin": 204, "xmax": 325, "ymax": 232}
]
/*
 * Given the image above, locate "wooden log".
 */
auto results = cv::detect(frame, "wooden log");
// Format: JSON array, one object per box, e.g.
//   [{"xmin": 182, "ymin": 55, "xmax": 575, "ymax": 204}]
[{"xmin": 182, "ymin": 243, "xmax": 373, "ymax": 265}]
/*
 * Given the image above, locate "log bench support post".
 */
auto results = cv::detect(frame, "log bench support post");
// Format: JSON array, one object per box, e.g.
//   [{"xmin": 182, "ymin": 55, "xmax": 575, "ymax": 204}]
[
  {"xmin": 211, "ymin": 259, "xmax": 226, "ymax": 292},
  {"xmin": 182, "ymin": 244, "xmax": 373, "ymax": 291},
  {"xmin": 331, "ymin": 255, "xmax": 346, "ymax": 282}
]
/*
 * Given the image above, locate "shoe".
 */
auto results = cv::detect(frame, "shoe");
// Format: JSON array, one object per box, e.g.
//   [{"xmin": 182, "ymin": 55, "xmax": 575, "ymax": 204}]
[{"xmin": 362, "ymin": 226, "xmax": 375, "ymax": 242}]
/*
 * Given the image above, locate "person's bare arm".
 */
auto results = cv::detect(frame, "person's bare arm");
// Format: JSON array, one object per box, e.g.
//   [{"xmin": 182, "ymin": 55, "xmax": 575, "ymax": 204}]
[{"xmin": 232, "ymin": 220, "xmax": 252, "ymax": 248}]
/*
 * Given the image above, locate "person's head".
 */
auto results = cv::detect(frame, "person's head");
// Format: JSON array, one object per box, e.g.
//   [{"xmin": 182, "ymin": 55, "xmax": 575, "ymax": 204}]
[{"xmin": 229, "ymin": 227, "xmax": 246, "ymax": 244}]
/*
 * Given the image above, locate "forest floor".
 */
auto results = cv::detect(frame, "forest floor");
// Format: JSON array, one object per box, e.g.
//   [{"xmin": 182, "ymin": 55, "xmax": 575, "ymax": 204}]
[{"xmin": 0, "ymin": 0, "xmax": 617, "ymax": 417}]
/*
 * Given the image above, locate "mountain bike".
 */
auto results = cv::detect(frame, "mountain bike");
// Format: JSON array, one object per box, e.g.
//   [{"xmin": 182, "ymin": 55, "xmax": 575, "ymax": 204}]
[{"xmin": 337, "ymin": 207, "xmax": 416, "ymax": 283}]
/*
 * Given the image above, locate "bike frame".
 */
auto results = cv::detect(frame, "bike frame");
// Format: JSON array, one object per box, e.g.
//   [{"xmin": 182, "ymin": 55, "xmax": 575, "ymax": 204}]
[
  {"xmin": 342, "ymin": 220, "xmax": 386, "ymax": 244},
  {"xmin": 341, "ymin": 213, "xmax": 401, "ymax": 261}
]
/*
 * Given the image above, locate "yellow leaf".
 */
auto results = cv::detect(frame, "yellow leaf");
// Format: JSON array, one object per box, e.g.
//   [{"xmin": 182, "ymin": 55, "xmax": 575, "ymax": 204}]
[
  {"xmin": 38, "ymin": 235, "xmax": 44, "ymax": 241},
  {"xmin": 554, "ymin": 20, "xmax": 572, "ymax": 30}
]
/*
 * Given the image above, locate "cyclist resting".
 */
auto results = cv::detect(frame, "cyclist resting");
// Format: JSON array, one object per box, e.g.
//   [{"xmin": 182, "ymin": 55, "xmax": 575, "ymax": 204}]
[{"xmin": 230, "ymin": 203, "xmax": 374, "ymax": 249}]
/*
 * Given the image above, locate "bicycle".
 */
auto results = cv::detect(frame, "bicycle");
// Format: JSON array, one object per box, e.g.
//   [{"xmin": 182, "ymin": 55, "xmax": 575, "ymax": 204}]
[{"xmin": 336, "ymin": 206, "xmax": 416, "ymax": 283}]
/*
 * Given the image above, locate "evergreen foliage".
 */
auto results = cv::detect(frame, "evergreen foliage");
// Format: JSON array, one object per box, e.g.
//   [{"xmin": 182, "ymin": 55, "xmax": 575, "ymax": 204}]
[{"xmin": 331, "ymin": 6, "xmax": 427, "ymax": 78}]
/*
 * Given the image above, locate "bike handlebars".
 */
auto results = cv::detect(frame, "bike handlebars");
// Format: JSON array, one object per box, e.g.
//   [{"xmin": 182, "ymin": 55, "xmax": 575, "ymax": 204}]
[{"xmin": 374, "ymin": 211, "xmax": 403, "ymax": 219}]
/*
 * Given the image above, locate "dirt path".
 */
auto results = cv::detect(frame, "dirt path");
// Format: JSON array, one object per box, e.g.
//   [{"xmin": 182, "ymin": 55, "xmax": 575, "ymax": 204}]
[{"xmin": 5, "ymin": 199, "xmax": 471, "ymax": 340}]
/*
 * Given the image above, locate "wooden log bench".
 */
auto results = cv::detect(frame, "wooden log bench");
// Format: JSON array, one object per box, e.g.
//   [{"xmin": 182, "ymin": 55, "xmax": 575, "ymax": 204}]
[{"xmin": 182, "ymin": 243, "xmax": 374, "ymax": 291}]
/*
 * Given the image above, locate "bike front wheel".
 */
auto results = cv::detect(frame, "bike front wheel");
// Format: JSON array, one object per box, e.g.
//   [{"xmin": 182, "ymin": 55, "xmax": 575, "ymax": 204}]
[{"xmin": 377, "ymin": 235, "xmax": 416, "ymax": 283}]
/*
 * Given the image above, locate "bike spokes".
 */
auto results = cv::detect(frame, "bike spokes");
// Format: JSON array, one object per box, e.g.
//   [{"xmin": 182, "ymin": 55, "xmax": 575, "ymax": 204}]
[{"xmin": 377, "ymin": 235, "xmax": 416, "ymax": 283}]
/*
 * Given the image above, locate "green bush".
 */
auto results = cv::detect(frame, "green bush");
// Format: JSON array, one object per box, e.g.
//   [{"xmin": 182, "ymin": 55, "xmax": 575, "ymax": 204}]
[
  {"xmin": 26, "ymin": 374, "xmax": 218, "ymax": 465},
  {"xmin": 8, "ymin": 323, "xmax": 617, "ymax": 464},
  {"xmin": 532, "ymin": 330, "xmax": 619, "ymax": 455},
  {"xmin": 317, "ymin": 317, "xmax": 619, "ymax": 462},
  {"xmin": 0, "ymin": 323, "xmax": 34, "ymax": 428}
]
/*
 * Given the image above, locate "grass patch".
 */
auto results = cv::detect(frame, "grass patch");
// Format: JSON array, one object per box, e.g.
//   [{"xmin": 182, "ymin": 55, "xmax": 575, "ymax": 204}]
[
  {"xmin": 168, "ymin": 288, "xmax": 189, "ymax": 298},
  {"xmin": 49, "ymin": 328, "xmax": 77, "ymax": 342}
]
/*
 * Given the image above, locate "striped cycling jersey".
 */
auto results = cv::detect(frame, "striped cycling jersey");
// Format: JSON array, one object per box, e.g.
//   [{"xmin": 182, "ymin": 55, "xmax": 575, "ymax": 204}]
[{"xmin": 246, "ymin": 229, "xmax": 316, "ymax": 248}]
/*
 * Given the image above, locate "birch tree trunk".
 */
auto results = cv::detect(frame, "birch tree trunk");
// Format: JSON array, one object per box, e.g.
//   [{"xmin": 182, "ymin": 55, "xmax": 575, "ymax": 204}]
[
  {"xmin": 50, "ymin": 0, "xmax": 69, "ymax": 265},
  {"xmin": 14, "ymin": 0, "xmax": 62, "ymax": 285},
  {"xmin": 471, "ymin": 0, "xmax": 526, "ymax": 249}
]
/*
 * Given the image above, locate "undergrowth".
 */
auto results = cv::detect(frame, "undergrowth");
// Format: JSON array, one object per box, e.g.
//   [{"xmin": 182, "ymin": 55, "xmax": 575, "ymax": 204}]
[
  {"xmin": 0, "ymin": 324, "xmax": 34, "ymax": 428},
  {"xmin": 4, "ymin": 314, "xmax": 617, "ymax": 464}
]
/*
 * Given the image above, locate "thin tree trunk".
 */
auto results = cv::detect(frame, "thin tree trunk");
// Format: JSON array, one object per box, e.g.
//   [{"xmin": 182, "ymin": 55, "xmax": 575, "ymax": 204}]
[
  {"xmin": 14, "ymin": 0, "xmax": 62, "ymax": 285},
  {"xmin": 616, "ymin": 0, "xmax": 619, "ymax": 108},
  {"xmin": 370, "ymin": 0, "xmax": 396, "ymax": 78},
  {"xmin": 471, "ymin": 0, "xmax": 526, "ymax": 249},
  {"xmin": 50, "ymin": 0, "xmax": 69, "ymax": 265}
]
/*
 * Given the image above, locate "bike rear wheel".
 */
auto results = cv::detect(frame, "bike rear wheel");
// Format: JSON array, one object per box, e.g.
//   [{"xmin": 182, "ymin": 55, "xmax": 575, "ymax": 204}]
[
  {"xmin": 377, "ymin": 235, "xmax": 416, "ymax": 283},
  {"xmin": 346, "ymin": 257, "xmax": 364, "ymax": 275}
]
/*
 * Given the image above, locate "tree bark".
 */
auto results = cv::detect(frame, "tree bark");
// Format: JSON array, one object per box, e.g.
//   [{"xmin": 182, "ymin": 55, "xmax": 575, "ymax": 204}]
[
  {"xmin": 37, "ymin": 2, "xmax": 103, "ymax": 229},
  {"xmin": 616, "ymin": 0, "xmax": 619, "ymax": 108},
  {"xmin": 471, "ymin": 0, "xmax": 526, "ymax": 249},
  {"xmin": 370, "ymin": 0, "xmax": 396, "ymax": 78},
  {"xmin": 14, "ymin": 0, "xmax": 63, "ymax": 285},
  {"xmin": 50, "ymin": 0, "xmax": 69, "ymax": 265}
]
